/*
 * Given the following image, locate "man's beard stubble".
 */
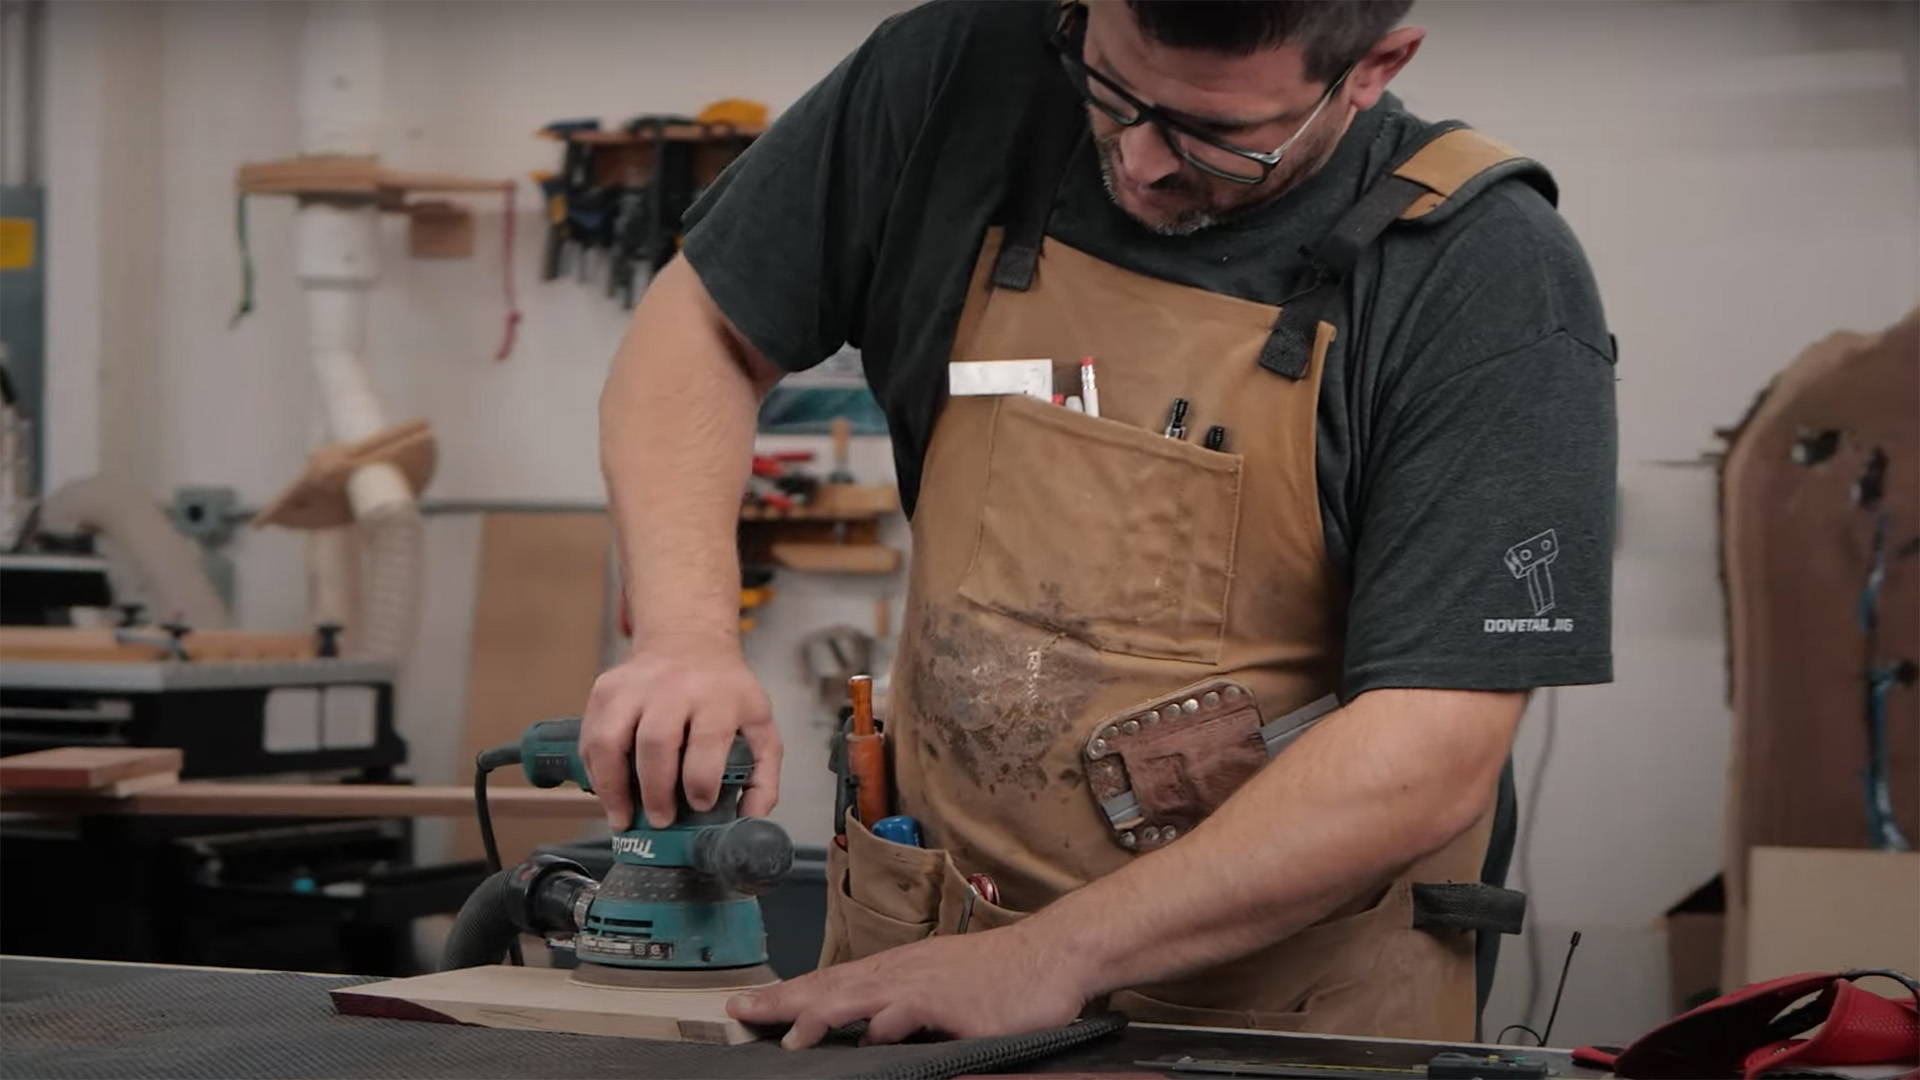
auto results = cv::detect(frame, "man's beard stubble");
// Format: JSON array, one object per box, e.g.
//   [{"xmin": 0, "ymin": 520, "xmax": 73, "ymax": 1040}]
[{"xmin": 1094, "ymin": 122, "xmax": 1342, "ymax": 237}]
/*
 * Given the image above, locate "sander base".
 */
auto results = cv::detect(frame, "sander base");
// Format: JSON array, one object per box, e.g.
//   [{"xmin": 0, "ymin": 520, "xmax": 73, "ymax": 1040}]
[{"xmin": 567, "ymin": 962, "xmax": 778, "ymax": 991}]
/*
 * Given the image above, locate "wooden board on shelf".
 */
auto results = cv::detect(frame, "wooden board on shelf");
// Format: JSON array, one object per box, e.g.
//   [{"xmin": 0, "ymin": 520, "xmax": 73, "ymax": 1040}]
[
  {"xmin": 454, "ymin": 513, "xmax": 612, "ymax": 863},
  {"xmin": 237, "ymin": 156, "xmax": 508, "ymax": 199},
  {"xmin": 738, "ymin": 484, "xmax": 898, "ymax": 522},
  {"xmin": 584, "ymin": 143, "xmax": 748, "ymax": 190},
  {"xmin": 768, "ymin": 542, "xmax": 900, "ymax": 575},
  {"xmin": 0, "ymin": 626, "xmax": 315, "ymax": 663},
  {"xmin": 0, "ymin": 781, "xmax": 602, "ymax": 819},
  {"xmin": 549, "ymin": 125, "xmax": 766, "ymax": 145},
  {"xmin": 331, "ymin": 964, "xmax": 767, "ymax": 1044},
  {"xmin": 0, "ymin": 747, "xmax": 183, "ymax": 792}
]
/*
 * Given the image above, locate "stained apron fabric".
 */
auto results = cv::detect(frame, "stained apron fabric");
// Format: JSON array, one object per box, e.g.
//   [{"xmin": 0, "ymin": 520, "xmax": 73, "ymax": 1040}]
[{"xmin": 822, "ymin": 221, "xmax": 1490, "ymax": 1039}]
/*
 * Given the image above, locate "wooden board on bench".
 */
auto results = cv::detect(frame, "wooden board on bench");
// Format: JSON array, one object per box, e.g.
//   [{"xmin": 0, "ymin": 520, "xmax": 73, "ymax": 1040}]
[
  {"xmin": 330, "ymin": 964, "xmax": 768, "ymax": 1045},
  {"xmin": 0, "ymin": 747, "xmax": 183, "ymax": 793}
]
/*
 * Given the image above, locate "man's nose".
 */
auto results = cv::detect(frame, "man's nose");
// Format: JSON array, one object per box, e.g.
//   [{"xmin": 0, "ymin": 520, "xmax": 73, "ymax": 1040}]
[{"xmin": 1118, "ymin": 124, "xmax": 1183, "ymax": 187}]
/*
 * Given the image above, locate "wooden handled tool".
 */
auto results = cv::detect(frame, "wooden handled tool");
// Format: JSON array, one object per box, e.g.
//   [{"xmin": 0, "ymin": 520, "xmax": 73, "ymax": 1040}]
[
  {"xmin": 845, "ymin": 674, "xmax": 888, "ymax": 827},
  {"xmin": 829, "ymin": 417, "xmax": 855, "ymax": 484}
]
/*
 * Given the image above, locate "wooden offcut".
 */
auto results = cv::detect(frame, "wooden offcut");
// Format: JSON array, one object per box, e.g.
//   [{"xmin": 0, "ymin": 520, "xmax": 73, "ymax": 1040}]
[
  {"xmin": 252, "ymin": 419, "xmax": 437, "ymax": 530},
  {"xmin": 408, "ymin": 201, "xmax": 475, "ymax": 258},
  {"xmin": 454, "ymin": 513, "xmax": 613, "ymax": 863},
  {"xmin": 331, "ymin": 964, "xmax": 767, "ymax": 1044},
  {"xmin": 0, "ymin": 747, "xmax": 182, "ymax": 792},
  {"xmin": 0, "ymin": 781, "xmax": 602, "ymax": 819}
]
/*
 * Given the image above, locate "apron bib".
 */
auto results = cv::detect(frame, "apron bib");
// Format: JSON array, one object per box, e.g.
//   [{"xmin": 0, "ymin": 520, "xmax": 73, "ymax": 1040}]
[{"xmin": 819, "ymin": 116, "xmax": 1548, "ymax": 1041}]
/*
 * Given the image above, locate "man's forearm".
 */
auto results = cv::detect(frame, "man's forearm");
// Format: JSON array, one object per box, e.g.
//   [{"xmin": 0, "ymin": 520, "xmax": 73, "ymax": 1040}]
[
  {"xmin": 1031, "ymin": 688, "xmax": 1523, "ymax": 997},
  {"xmin": 600, "ymin": 257, "xmax": 781, "ymax": 645}
]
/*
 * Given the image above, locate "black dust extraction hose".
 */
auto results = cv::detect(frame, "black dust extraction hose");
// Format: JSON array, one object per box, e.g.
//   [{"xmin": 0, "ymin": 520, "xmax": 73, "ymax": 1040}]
[
  {"xmin": 442, "ymin": 868, "xmax": 521, "ymax": 971},
  {"xmin": 472, "ymin": 742, "xmax": 526, "ymax": 964},
  {"xmin": 442, "ymin": 854, "xmax": 598, "ymax": 971}
]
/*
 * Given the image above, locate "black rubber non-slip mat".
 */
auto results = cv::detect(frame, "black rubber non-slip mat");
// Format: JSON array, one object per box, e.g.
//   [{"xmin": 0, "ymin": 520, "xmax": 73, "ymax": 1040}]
[{"xmin": 0, "ymin": 960, "xmax": 1124, "ymax": 1080}]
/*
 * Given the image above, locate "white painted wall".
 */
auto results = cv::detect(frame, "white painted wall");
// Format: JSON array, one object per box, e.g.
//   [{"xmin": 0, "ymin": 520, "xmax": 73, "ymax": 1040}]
[
  {"xmin": 37, "ymin": 0, "xmax": 1920, "ymax": 1048},
  {"xmin": 42, "ymin": 0, "xmax": 166, "ymax": 494}
]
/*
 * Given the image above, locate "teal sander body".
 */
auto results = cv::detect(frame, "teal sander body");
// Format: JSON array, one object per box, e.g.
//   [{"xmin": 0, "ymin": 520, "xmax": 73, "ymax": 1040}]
[{"xmin": 466, "ymin": 717, "xmax": 793, "ymax": 990}]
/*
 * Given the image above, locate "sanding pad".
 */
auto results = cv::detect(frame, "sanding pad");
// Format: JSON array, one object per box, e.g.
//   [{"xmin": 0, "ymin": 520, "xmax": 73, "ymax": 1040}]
[{"xmin": 567, "ymin": 963, "xmax": 777, "ymax": 991}]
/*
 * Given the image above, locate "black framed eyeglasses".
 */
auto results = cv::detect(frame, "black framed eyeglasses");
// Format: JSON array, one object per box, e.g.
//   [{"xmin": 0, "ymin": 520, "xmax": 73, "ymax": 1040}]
[{"xmin": 1046, "ymin": 2, "xmax": 1353, "ymax": 185}]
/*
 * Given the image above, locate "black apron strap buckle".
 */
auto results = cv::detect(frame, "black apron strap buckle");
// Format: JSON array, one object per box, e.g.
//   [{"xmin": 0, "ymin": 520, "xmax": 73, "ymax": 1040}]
[
  {"xmin": 1259, "ymin": 283, "xmax": 1331, "ymax": 380},
  {"xmin": 989, "ymin": 85, "xmax": 1086, "ymax": 294},
  {"xmin": 991, "ymin": 241, "xmax": 1044, "ymax": 292},
  {"xmin": 1412, "ymin": 882, "xmax": 1527, "ymax": 936}
]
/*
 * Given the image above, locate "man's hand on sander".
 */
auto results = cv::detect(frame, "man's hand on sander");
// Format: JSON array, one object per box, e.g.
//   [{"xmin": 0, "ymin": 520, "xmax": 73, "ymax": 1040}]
[{"xmin": 582, "ymin": 634, "xmax": 782, "ymax": 829}]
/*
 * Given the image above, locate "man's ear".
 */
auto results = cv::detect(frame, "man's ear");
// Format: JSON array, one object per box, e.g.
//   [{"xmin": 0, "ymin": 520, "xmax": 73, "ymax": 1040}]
[{"xmin": 1344, "ymin": 26, "xmax": 1424, "ymax": 110}]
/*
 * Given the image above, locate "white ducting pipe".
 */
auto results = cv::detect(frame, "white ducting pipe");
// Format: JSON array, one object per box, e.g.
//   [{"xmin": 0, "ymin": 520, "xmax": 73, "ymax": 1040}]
[
  {"xmin": 40, "ymin": 476, "xmax": 231, "ymax": 629},
  {"xmin": 294, "ymin": 0, "xmax": 421, "ymax": 661}
]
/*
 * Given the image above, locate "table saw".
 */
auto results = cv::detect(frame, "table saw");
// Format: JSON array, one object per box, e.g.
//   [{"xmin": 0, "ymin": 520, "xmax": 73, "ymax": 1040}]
[{"xmin": 0, "ymin": 955, "xmax": 1593, "ymax": 1080}]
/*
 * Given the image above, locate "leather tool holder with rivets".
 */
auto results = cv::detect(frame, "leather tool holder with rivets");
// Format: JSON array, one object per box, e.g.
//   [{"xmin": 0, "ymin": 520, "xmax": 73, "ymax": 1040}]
[{"xmin": 1083, "ymin": 679, "xmax": 1269, "ymax": 853}]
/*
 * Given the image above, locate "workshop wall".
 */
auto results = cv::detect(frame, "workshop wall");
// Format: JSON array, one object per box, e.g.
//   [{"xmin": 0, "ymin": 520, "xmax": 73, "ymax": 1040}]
[
  {"xmin": 1388, "ymin": 0, "xmax": 1919, "ymax": 1045},
  {"xmin": 42, "ymin": 0, "xmax": 918, "ymax": 862},
  {"xmin": 38, "ymin": 0, "xmax": 1919, "ymax": 1048}
]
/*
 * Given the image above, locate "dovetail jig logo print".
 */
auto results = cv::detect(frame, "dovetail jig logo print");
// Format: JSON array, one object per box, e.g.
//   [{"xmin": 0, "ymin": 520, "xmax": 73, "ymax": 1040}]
[{"xmin": 1484, "ymin": 529, "xmax": 1574, "ymax": 633}]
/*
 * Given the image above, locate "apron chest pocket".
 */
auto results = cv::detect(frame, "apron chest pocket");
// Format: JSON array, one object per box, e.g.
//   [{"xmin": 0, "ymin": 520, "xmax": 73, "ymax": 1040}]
[{"xmin": 958, "ymin": 394, "xmax": 1243, "ymax": 664}]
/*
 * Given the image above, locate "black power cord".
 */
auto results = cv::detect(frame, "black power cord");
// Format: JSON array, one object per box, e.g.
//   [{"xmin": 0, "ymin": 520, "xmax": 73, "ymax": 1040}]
[
  {"xmin": 474, "ymin": 744, "xmax": 526, "ymax": 966},
  {"xmin": 1499, "ymin": 931, "xmax": 1581, "ymax": 1047}
]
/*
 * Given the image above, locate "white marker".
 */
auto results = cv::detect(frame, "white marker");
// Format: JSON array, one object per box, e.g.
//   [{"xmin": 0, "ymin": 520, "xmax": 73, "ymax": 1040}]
[{"xmin": 1079, "ymin": 357, "xmax": 1101, "ymax": 418}]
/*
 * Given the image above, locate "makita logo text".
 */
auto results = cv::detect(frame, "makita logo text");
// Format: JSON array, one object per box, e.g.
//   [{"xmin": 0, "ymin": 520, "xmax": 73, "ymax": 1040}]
[{"xmin": 611, "ymin": 836, "xmax": 657, "ymax": 859}]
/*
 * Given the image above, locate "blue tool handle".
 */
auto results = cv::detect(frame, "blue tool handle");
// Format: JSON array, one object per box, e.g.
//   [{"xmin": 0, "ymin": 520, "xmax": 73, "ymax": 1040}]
[
  {"xmin": 872, "ymin": 815, "xmax": 922, "ymax": 847},
  {"xmin": 520, "ymin": 717, "xmax": 594, "ymax": 790}
]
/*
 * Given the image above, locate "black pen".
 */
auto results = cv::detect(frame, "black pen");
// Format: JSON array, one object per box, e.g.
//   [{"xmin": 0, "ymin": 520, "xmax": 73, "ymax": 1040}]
[
  {"xmin": 1163, "ymin": 398, "xmax": 1189, "ymax": 440},
  {"xmin": 1204, "ymin": 425, "xmax": 1228, "ymax": 451}
]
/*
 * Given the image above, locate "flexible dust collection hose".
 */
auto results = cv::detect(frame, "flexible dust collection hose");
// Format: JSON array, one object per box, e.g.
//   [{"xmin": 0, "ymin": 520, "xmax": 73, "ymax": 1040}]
[
  {"xmin": 441, "ymin": 869, "xmax": 520, "ymax": 971},
  {"xmin": 352, "ymin": 497, "xmax": 424, "ymax": 661},
  {"xmin": 441, "ymin": 852, "xmax": 598, "ymax": 971},
  {"xmin": 40, "ymin": 476, "xmax": 231, "ymax": 628}
]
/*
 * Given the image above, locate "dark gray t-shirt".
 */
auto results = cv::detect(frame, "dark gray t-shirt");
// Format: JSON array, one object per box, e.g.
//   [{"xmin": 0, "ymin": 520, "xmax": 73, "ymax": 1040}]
[{"xmin": 683, "ymin": 0, "xmax": 1616, "ymax": 695}]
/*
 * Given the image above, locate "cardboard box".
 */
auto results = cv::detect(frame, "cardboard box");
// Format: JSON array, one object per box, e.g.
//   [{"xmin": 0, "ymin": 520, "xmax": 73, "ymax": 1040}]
[
  {"xmin": 1743, "ymin": 847, "xmax": 1920, "ymax": 997},
  {"xmin": 1665, "ymin": 875, "xmax": 1726, "ymax": 1015}
]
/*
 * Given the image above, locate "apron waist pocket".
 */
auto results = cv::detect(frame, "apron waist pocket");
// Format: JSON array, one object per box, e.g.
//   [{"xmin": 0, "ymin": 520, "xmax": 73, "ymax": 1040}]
[{"xmin": 822, "ymin": 810, "xmax": 1029, "ymax": 966}]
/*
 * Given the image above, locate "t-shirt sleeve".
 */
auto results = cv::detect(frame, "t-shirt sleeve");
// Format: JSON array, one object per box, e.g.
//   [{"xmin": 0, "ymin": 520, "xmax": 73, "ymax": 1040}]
[
  {"xmin": 679, "ymin": 13, "xmax": 924, "ymax": 373},
  {"xmin": 1341, "ymin": 316, "xmax": 1618, "ymax": 695}
]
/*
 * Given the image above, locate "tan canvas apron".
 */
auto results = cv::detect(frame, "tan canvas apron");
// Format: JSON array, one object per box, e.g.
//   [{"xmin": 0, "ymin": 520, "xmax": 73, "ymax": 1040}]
[{"xmin": 819, "ymin": 122, "xmax": 1546, "ymax": 1041}]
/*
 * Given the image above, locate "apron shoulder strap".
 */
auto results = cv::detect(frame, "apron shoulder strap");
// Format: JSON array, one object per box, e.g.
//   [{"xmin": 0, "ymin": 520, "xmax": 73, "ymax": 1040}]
[
  {"xmin": 1393, "ymin": 125, "xmax": 1557, "ymax": 224},
  {"xmin": 991, "ymin": 88, "xmax": 1090, "ymax": 292},
  {"xmin": 1259, "ymin": 121, "xmax": 1555, "ymax": 379}
]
